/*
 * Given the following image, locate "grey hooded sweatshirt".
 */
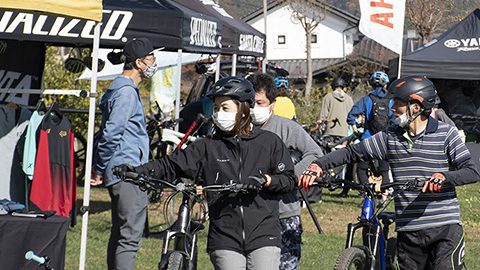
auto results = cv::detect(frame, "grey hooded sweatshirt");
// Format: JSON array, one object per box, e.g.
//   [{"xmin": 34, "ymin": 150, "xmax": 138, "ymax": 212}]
[{"xmin": 319, "ymin": 89, "xmax": 354, "ymax": 137}]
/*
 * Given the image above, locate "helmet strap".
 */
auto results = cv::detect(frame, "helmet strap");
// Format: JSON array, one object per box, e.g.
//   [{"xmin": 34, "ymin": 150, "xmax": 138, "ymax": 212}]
[{"xmin": 405, "ymin": 102, "xmax": 423, "ymax": 130}]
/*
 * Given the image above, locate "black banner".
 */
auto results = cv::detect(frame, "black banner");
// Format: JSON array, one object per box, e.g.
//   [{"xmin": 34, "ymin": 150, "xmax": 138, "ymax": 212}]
[
  {"xmin": 0, "ymin": 40, "xmax": 44, "ymax": 106},
  {"xmin": 0, "ymin": 0, "xmax": 222, "ymax": 54}
]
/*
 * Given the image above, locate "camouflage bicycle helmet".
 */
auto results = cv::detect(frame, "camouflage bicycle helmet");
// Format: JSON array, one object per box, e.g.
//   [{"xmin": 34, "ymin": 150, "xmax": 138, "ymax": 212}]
[
  {"xmin": 369, "ymin": 71, "xmax": 389, "ymax": 87},
  {"xmin": 209, "ymin": 76, "xmax": 255, "ymax": 108},
  {"xmin": 274, "ymin": 76, "xmax": 289, "ymax": 89},
  {"xmin": 388, "ymin": 75, "xmax": 438, "ymax": 110}
]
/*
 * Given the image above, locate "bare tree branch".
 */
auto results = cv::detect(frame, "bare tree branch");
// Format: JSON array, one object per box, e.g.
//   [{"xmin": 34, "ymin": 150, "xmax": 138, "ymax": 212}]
[
  {"xmin": 285, "ymin": 0, "xmax": 326, "ymax": 97},
  {"xmin": 406, "ymin": 0, "xmax": 454, "ymax": 44}
]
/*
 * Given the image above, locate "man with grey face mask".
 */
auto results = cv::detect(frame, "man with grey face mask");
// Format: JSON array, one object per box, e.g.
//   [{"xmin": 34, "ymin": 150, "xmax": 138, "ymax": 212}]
[
  {"xmin": 90, "ymin": 38, "xmax": 160, "ymax": 270},
  {"xmin": 250, "ymin": 74, "xmax": 323, "ymax": 270}
]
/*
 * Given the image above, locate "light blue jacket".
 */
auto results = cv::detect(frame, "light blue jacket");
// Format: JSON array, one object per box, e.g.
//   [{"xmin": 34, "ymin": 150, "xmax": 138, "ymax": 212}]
[{"xmin": 95, "ymin": 76, "xmax": 149, "ymax": 187}]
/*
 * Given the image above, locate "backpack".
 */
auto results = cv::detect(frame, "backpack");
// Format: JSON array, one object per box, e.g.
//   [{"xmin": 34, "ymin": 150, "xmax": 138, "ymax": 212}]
[{"xmin": 367, "ymin": 94, "xmax": 391, "ymax": 133}]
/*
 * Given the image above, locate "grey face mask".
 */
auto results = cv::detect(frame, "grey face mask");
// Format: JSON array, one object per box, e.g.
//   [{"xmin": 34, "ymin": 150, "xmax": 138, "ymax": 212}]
[{"xmin": 142, "ymin": 61, "xmax": 157, "ymax": 78}]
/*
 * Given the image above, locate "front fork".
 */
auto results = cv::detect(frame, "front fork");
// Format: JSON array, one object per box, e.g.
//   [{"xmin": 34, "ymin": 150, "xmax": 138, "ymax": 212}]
[{"xmin": 345, "ymin": 220, "xmax": 386, "ymax": 270}]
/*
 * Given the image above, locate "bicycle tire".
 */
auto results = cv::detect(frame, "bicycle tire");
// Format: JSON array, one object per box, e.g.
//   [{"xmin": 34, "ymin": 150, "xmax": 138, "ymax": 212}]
[
  {"xmin": 386, "ymin": 237, "xmax": 399, "ymax": 270},
  {"xmin": 166, "ymin": 251, "xmax": 185, "ymax": 270},
  {"xmin": 334, "ymin": 247, "xmax": 367, "ymax": 270}
]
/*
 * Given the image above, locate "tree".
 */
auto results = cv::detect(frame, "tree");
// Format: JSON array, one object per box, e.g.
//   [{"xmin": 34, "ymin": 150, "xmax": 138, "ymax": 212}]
[
  {"xmin": 406, "ymin": 0, "xmax": 454, "ymax": 44},
  {"xmin": 286, "ymin": 0, "xmax": 326, "ymax": 97}
]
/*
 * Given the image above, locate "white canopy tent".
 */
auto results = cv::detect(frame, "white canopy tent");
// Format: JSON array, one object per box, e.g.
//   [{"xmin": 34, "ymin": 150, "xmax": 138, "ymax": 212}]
[{"xmin": 79, "ymin": 49, "xmax": 208, "ymax": 81}]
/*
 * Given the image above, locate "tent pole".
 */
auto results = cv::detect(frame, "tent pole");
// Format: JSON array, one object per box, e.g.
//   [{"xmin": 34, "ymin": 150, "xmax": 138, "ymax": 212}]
[
  {"xmin": 175, "ymin": 49, "xmax": 182, "ymax": 131},
  {"xmin": 79, "ymin": 22, "xmax": 101, "ymax": 270},
  {"xmin": 215, "ymin": 54, "xmax": 221, "ymax": 82},
  {"xmin": 232, "ymin": 54, "xmax": 237, "ymax": 76},
  {"xmin": 397, "ymin": 51, "xmax": 403, "ymax": 79},
  {"xmin": 262, "ymin": 0, "xmax": 267, "ymax": 73}
]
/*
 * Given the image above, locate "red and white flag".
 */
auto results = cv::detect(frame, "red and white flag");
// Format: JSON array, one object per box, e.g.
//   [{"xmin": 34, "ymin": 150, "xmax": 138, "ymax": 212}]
[{"xmin": 359, "ymin": 0, "xmax": 406, "ymax": 54}]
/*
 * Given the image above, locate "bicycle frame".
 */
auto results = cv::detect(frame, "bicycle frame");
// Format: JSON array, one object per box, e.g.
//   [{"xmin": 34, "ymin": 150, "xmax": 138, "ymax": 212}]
[
  {"xmin": 160, "ymin": 192, "xmax": 202, "ymax": 270},
  {"xmin": 344, "ymin": 195, "xmax": 390, "ymax": 270}
]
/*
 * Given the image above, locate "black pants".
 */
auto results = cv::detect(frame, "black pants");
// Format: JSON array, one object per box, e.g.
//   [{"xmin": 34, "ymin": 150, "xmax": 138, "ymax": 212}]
[
  {"xmin": 356, "ymin": 160, "xmax": 390, "ymax": 185},
  {"xmin": 397, "ymin": 223, "xmax": 465, "ymax": 270}
]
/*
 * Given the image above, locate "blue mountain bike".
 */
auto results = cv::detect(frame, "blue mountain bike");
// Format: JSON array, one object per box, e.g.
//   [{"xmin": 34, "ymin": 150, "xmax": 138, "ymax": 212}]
[{"xmin": 322, "ymin": 178, "xmax": 423, "ymax": 270}]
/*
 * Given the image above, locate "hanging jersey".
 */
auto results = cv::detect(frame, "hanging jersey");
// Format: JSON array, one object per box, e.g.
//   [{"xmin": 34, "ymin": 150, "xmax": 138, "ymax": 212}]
[
  {"xmin": 30, "ymin": 112, "xmax": 76, "ymax": 218},
  {"xmin": 0, "ymin": 105, "xmax": 31, "ymax": 202},
  {"xmin": 22, "ymin": 111, "xmax": 44, "ymax": 180},
  {"xmin": 273, "ymin": 96, "xmax": 296, "ymax": 120}
]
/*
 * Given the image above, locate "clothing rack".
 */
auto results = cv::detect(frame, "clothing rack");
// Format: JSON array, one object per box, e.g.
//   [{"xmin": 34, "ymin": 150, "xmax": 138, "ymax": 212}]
[{"xmin": 0, "ymin": 89, "xmax": 88, "ymax": 98}]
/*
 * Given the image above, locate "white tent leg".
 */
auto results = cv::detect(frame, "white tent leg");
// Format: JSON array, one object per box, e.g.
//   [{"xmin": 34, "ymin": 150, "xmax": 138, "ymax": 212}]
[
  {"xmin": 175, "ymin": 49, "xmax": 182, "ymax": 131},
  {"xmin": 232, "ymin": 54, "xmax": 237, "ymax": 76},
  {"xmin": 215, "ymin": 55, "xmax": 221, "ymax": 82},
  {"xmin": 79, "ymin": 22, "xmax": 101, "ymax": 270}
]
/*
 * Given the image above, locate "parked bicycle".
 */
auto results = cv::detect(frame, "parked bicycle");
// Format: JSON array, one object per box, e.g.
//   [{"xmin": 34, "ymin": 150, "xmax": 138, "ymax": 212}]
[
  {"xmin": 316, "ymin": 178, "xmax": 425, "ymax": 270},
  {"xmin": 113, "ymin": 169, "xmax": 261, "ymax": 270}
]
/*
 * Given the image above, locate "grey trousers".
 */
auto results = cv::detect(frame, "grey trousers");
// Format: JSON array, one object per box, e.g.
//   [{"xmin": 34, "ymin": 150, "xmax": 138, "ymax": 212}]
[
  {"xmin": 107, "ymin": 181, "xmax": 148, "ymax": 270},
  {"xmin": 210, "ymin": 246, "xmax": 281, "ymax": 270}
]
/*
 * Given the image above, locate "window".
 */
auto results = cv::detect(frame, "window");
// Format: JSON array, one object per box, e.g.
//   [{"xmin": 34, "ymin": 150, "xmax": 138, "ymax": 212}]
[
  {"xmin": 278, "ymin": 35, "xmax": 286, "ymax": 45},
  {"xmin": 311, "ymin": 34, "xmax": 317, "ymax": 44}
]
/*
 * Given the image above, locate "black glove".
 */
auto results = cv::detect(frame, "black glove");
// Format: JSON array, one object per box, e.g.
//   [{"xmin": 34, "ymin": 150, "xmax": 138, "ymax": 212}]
[
  {"xmin": 247, "ymin": 173, "xmax": 267, "ymax": 190},
  {"xmin": 112, "ymin": 164, "xmax": 136, "ymax": 178}
]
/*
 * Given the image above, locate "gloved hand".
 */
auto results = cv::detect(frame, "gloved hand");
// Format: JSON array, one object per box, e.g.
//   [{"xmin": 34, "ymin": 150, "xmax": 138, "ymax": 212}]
[
  {"xmin": 299, "ymin": 163, "xmax": 323, "ymax": 191},
  {"xmin": 112, "ymin": 164, "xmax": 136, "ymax": 178},
  {"xmin": 247, "ymin": 173, "xmax": 267, "ymax": 190},
  {"xmin": 422, "ymin": 172, "xmax": 446, "ymax": 193}
]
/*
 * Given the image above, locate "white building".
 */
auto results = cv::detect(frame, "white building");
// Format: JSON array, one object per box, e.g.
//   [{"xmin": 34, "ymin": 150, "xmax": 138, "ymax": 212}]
[{"xmin": 243, "ymin": 1, "xmax": 361, "ymax": 79}]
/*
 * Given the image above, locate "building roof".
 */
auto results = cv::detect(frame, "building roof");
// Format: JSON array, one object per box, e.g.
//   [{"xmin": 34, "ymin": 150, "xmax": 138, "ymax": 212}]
[
  {"xmin": 271, "ymin": 58, "xmax": 344, "ymax": 79},
  {"xmin": 272, "ymin": 37, "xmax": 396, "ymax": 78},
  {"xmin": 242, "ymin": 0, "xmax": 359, "ymax": 25}
]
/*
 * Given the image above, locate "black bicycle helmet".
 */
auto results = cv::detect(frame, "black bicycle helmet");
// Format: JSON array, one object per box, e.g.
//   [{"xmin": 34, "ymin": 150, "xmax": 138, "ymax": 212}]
[
  {"xmin": 209, "ymin": 76, "xmax": 255, "ymax": 108},
  {"xmin": 331, "ymin": 77, "xmax": 347, "ymax": 89},
  {"xmin": 388, "ymin": 75, "xmax": 437, "ymax": 110}
]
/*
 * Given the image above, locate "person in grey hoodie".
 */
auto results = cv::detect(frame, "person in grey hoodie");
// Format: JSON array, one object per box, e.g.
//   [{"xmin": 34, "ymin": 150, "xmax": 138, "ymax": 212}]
[
  {"xmin": 90, "ymin": 38, "xmax": 158, "ymax": 270},
  {"xmin": 249, "ymin": 74, "xmax": 323, "ymax": 270},
  {"xmin": 317, "ymin": 77, "xmax": 354, "ymax": 138}
]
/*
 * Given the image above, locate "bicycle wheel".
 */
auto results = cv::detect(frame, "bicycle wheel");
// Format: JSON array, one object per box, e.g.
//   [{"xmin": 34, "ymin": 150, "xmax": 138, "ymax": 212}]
[
  {"xmin": 166, "ymin": 251, "xmax": 185, "ymax": 270},
  {"xmin": 334, "ymin": 247, "xmax": 367, "ymax": 270}
]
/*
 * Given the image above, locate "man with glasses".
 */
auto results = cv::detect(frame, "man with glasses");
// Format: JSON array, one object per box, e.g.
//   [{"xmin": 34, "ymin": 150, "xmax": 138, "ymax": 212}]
[{"xmin": 90, "ymin": 38, "xmax": 159, "ymax": 270}]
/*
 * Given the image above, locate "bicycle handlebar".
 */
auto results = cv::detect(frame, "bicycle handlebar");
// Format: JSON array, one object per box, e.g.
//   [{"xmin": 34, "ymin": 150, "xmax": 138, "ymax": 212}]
[
  {"xmin": 113, "ymin": 167, "xmax": 261, "ymax": 194},
  {"xmin": 314, "ymin": 178, "xmax": 428, "ymax": 194}
]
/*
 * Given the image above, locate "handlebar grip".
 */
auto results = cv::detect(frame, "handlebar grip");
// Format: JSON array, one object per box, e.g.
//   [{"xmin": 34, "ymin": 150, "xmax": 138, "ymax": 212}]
[
  {"xmin": 112, "ymin": 166, "xmax": 139, "ymax": 179},
  {"xmin": 25, "ymin": 251, "xmax": 46, "ymax": 265}
]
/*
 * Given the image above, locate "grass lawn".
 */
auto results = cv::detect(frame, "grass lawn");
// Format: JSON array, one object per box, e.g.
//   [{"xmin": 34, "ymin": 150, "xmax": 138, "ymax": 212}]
[{"xmin": 66, "ymin": 183, "xmax": 480, "ymax": 269}]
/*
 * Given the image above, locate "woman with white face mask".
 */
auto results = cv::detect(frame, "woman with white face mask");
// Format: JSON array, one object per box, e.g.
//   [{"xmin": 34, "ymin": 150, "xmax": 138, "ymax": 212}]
[{"xmin": 118, "ymin": 76, "xmax": 296, "ymax": 270}]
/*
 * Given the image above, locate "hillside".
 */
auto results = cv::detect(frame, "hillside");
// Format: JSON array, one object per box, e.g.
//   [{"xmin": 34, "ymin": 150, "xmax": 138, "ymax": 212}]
[{"xmin": 220, "ymin": 0, "xmax": 479, "ymax": 34}]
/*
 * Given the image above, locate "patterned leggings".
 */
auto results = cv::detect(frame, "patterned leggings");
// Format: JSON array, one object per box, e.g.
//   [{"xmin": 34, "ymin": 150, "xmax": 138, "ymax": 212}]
[{"xmin": 280, "ymin": 215, "xmax": 303, "ymax": 270}]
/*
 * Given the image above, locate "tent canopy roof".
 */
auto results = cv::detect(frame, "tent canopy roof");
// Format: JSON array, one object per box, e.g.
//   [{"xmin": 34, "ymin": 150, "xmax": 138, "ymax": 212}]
[
  {"xmin": 0, "ymin": 0, "xmax": 222, "ymax": 54},
  {"xmin": 390, "ymin": 9, "xmax": 480, "ymax": 80}
]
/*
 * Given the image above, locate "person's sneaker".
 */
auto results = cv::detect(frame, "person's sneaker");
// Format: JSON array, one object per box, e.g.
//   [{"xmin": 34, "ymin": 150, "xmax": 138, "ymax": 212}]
[{"xmin": 337, "ymin": 192, "xmax": 348, "ymax": 198}]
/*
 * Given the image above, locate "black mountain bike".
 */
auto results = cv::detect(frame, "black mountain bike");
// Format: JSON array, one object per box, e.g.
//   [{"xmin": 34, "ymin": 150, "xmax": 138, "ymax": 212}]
[
  {"xmin": 114, "ymin": 169, "xmax": 260, "ymax": 270},
  {"xmin": 317, "ymin": 178, "xmax": 425, "ymax": 270}
]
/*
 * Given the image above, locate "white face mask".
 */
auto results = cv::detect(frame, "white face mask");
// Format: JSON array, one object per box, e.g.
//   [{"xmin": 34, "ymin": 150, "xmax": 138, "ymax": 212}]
[
  {"xmin": 395, "ymin": 104, "xmax": 422, "ymax": 128},
  {"xmin": 251, "ymin": 105, "xmax": 272, "ymax": 125},
  {"xmin": 395, "ymin": 113, "xmax": 410, "ymax": 128},
  {"xmin": 212, "ymin": 111, "xmax": 237, "ymax": 132},
  {"xmin": 142, "ymin": 61, "xmax": 157, "ymax": 78}
]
